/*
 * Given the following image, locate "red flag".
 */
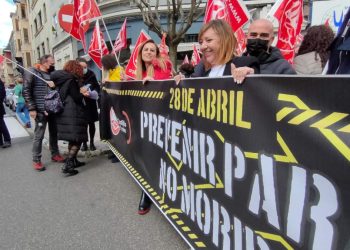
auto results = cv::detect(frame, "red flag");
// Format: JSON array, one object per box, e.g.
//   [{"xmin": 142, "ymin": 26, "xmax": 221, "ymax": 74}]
[
  {"xmin": 182, "ymin": 55, "xmax": 190, "ymax": 65},
  {"xmin": 0, "ymin": 55, "xmax": 5, "ymax": 65},
  {"xmin": 268, "ymin": 0, "xmax": 304, "ymax": 63},
  {"xmin": 113, "ymin": 18, "xmax": 127, "ymax": 53},
  {"xmin": 234, "ymin": 27, "xmax": 246, "ymax": 56},
  {"xmin": 204, "ymin": 0, "xmax": 249, "ymax": 32},
  {"xmin": 88, "ymin": 20, "xmax": 109, "ymax": 69},
  {"xmin": 71, "ymin": 0, "xmax": 101, "ymax": 51},
  {"xmin": 191, "ymin": 44, "xmax": 201, "ymax": 66},
  {"xmin": 158, "ymin": 33, "xmax": 169, "ymax": 57},
  {"xmin": 125, "ymin": 30, "xmax": 151, "ymax": 79}
]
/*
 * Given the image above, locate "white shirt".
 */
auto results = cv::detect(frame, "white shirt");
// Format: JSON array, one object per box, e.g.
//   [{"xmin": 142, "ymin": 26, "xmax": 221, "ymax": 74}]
[{"xmin": 209, "ymin": 65, "xmax": 226, "ymax": 77}]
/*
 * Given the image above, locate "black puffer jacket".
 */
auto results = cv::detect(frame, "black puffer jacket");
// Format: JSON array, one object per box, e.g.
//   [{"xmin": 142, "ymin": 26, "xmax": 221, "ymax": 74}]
[
  {"xmin": 23, "ymin": 68, "xmax": 51, "ymax": 112},
  {"xmin": 51, "ymin": 70, "xmax": 88, "ymax": 142},
  {"xmin": 0, "ymin": 79, "xmax": 6, "ymax": 116}
]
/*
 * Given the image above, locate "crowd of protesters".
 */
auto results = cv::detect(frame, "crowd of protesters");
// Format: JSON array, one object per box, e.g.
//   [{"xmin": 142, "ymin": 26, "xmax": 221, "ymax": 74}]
[{"xmin": 1, "ymin": 15, "xmax": 350, "ymax": 214}]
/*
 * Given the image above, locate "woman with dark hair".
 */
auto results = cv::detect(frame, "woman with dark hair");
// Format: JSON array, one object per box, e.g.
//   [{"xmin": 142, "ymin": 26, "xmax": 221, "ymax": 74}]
[
  {"xmin": 101, "ymin": 54, "xmax": 124, "ymax": 82},
  {"xmin": 294, "ymin": 25, "xmax": 335, "ymax": 74},
  {"xmin": 76, "ymin": 57, "xmax": 100, "ymax": 151},
  {"xmin": 132, "ymin": 39, "xmax": 172, "ymax": 215},
  {"xmin": 51, "ymin": 60, "xmax": 88, "ymax": 176}
]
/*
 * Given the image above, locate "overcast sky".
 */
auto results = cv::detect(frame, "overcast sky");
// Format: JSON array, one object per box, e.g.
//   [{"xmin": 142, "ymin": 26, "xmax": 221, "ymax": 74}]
[{"xmin": 0, "ymin": 0, "xmax": 16, "ymax": 48}]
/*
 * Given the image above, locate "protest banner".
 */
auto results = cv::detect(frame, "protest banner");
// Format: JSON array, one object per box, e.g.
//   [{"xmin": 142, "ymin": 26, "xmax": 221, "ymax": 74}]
[{"xmin": 100, "ymin": 76, "xmax": 350, "ymax": 249}]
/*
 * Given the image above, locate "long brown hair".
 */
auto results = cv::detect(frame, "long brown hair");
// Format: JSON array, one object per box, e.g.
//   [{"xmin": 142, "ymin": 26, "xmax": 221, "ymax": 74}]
[
  {"xmin": 135, "ymin": 40, "xmax": 167, "ymax": 80},
  {"xmin": 297, "ymin": 25, "xmax": 335, "ymax": 68},
  {"xmin": 198, "ymin": 19, "xmax": 237, "ymax": 66}
]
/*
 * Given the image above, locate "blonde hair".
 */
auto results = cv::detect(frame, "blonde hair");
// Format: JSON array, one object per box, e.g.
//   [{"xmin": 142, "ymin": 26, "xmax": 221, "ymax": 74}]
[
  {"xmin": 135, "ymin": 40, "xmax": 167, "ymax": 80},
  {"xmin": 198, "ymin": 19, "xmax": 237, "ymax": 66}
]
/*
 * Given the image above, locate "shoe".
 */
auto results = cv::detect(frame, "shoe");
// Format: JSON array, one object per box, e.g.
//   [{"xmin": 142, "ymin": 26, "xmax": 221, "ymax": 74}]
[
  {"xmin": 138, "ymin": 191, "xmax": 152, "ymax": 215},
  {"xmin": 111, "ymin": 157, "xmax": 120, "ymax": 163},
  {"xmin": 107, "ymin": 152, "xmax": 115, "ymax": 159},
  {"xmin": 33, "ymin": 162, "xmax": 45, "ymax": 171},
  {"xmin": 2, "ymin": 141, "xmax": 11, "ymax": 148},
  {"xmin": 89, "ymin": 143, "xmax": 96, "ymax": 151},
  {"xmin": 81, "ymin": 143, "xmax": 88, "ymax": 151},
  {"xmin": 73, "ymin": 157, "xmax": 86, "ymax": 168},
  {"xmin": 51, "ymin": 154, "xmax": 65, "ymax": 163},
  {"xmin": 62, "ymin": 158, "xmax": 79, "ymax": 176}
]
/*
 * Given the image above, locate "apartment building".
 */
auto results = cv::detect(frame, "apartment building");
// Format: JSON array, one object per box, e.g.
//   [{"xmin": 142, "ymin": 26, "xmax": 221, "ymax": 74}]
[
  {"xmin": 0, "ymin": 46, "xmax": 15, "ymax": 87},
  {"xmin": 10, "ymin": 0, "xmax": 33, "ymax": 76},
  {"xmin": 26, "ymin": 0, "xmax": 55, "ymax": 64}
]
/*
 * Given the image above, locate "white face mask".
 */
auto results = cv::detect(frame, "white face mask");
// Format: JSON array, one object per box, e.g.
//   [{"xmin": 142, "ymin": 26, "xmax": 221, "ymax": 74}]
[{"xmin": 83, "ymin": 68, "xmax": 88, "ymax": 75}]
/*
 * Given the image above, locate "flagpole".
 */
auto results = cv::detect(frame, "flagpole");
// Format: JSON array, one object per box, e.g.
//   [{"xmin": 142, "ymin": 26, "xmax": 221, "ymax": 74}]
[
  {"xmin": 100, "ymin": 18, "xmax": 121, "ymax": 66},
  {"xmin": 1, "ymin": 56, "xmax": 50, "ymax": 83}
]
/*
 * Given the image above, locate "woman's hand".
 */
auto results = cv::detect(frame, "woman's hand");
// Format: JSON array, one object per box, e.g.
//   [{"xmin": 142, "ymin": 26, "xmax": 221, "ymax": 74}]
[
  {"xmin": 142, "ymin": 76, "xmax": 154, "ymax": 85},
  {"xmin": 80, "ymin": 86, "xmax": 89, "ymax": 96},
  {"xmin": 231, "ymin": 64, "xmax": 255, "ymax": 84},
  {"xmin": 174, "ymin": 73, "xmax": 185, "ymax": 85}
]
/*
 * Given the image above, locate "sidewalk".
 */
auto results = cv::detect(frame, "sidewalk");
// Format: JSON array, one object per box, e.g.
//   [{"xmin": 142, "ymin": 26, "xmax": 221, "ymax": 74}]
[{"xmin": 27, "ymin": 116, "xmax": 110, "ymax": 157}]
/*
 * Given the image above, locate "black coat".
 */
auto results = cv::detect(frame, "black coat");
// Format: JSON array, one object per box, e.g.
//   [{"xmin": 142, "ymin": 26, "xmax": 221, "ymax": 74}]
[
  {"xmin": 82, "ymin": 69, "xmax": 100, "ymax": 123},
  {"xmin": 192, "ymin": 56, "xmax": 260, "ymax": 77},
  {"xmin": 0, "ymin": 79, "xmax": 5, "ymax": 116},
  {"xmin": 51, "ymin": 70, "xmax": 88, "ymax": 142}
]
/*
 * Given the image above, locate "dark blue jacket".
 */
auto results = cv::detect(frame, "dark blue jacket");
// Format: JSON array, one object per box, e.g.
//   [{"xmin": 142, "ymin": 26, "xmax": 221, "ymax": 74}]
[{"xmin": 327, "ymin": 8, "xmax": 350, "ymax": 74}]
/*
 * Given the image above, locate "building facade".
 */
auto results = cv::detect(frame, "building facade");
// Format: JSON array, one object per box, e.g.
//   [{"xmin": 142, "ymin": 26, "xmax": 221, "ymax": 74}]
[
  {"xmin": 0, "ymin": 46, "xmax": 15, "ymax": 87},
  {"xmin": 10, "ymin": 0, "xmax": 33, "ymax": 76}
]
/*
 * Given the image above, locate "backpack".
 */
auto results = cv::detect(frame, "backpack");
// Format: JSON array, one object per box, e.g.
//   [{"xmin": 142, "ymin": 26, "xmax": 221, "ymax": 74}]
[{"xmin": 44, "ymin": 90, "xmax": 64, "ymax": 114}]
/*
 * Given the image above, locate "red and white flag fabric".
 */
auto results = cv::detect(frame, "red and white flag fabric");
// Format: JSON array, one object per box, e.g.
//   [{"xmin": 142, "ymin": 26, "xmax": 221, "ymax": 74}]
[
  {"xmin": 125, "ymin": 30, "xmax": 151, "ymax": 79},
  {"xmin": 0, "ymin": 54, "xmax": 5, "ymax": 65},
  {"xmin": 204, "ymin": 0, "xmax": 249, "ymax": 55},
  {"xmin": 235, "ymin": 27, "xmax": 246, "ymax": 56},
  {"xmin": 182, "ymin": 55, "xmax": 190, "ymax": 65},
  {"xmin": 88, "ymin": 20, "xmax": 109, "ymax": 69},
  {"xmin": 267, "ymin": 0, "xmax": 304, "ymax": 63},
  {"xmin": 158, "ymin": 33, "xmax": 169, "ymax": 58},
  {"xmin": 191, "ymin": 44, "xmax": 201, "ymax": 66},
  {"xmin": 204, "ymin": 0, "xmax": 250, "ymax": 32},
  {"xmin": 71, "ymin": 0, "xmax": 101, "ymax": 51},
  {"xmin": 113, "ymin": 18, "xmax": 127, "ymax": 53}
]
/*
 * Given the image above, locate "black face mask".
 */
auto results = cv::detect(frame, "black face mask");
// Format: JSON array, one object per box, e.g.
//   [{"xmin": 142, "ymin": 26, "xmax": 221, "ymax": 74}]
[
  {"xmin": 48, "ymin": 65, "xmax": 55, "ymax": 73},
  {"xmin": 246, "ymin": 38, "xmax": 270, "ymax": 57}
]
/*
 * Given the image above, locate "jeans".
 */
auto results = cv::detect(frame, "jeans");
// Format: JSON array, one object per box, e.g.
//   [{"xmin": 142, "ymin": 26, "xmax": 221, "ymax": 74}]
[
  {"xmin": 16, "ymin": 102, "xmax": 30, "ymax": 127},
  {"xmin": 0, "ymin": 114, "xmax": 11, "ymax": 145},
  {"xmin": 32, "ymin": 112, "xmax": 59, "ymax": 162}
]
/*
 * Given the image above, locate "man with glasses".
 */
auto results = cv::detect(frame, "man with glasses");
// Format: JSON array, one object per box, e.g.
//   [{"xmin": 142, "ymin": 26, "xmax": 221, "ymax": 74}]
[
  {"xmin": 244, "ymin": 19, "xmax": 296, "ymax": 74},
  {"xmin": 23, "ymin": 54, "xmax": 65, "ymax": 171}
]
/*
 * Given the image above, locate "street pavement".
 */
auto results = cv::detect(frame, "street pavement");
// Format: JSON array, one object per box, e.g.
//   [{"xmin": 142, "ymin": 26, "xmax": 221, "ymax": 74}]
[{"xmin": 0, "ymin": 107, "xmax": 189, "ymax": 250}]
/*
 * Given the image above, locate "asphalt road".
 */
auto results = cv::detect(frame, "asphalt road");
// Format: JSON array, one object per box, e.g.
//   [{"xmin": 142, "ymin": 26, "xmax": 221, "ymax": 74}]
[{"xmin": 0, "ymin": 111, "xmax": 189, "ymax": 250}]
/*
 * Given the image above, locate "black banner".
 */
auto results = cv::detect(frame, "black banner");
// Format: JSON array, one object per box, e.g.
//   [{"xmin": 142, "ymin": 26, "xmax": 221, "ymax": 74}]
[{"xmin": 101, "ymin": 76, "xmax": 350, "ymax": 250}]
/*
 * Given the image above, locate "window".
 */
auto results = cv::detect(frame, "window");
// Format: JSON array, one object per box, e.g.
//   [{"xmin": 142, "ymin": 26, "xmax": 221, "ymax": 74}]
[
  {"xmin": 26, "ymin": 52, "xmax": 32, "ymax": 67},
  {"xmin": 15, "ymin": 19, "xmax": 19, "ymax": 31},
  {"xmin": 184, "ymin": 34, "xmax": 198, "ymax": 43},
  {"xmin": 37, "ymin": 47, "xmax": 40, "ymax": 59},
  {"xmin": 17, "ymin": 39, "xmax": 22, "ymax": 51},
  {"xmin": 43, "ymin": 4, "xmax": 47, "ymax": 22},
  {"xmin": 38, "ymin": 11, "xmax": 42, "ymax": 28},
  {"xmin": 46, "ymin": 38, "xmax": 50, "ymax": 53},
  {"xmin": 34, "ymin": 19, "xmax": 38, "ymax": 33},
  {"xmin": 41, "ymin": 42, "xmax": 45, "ymax": 55},
  {"xmin": 21, "ymin": 5, "xmax": 26, "ymax": 19},
  {"xmin": 23, "ymin": 29, "xmax": 29, "ymax": 43},
  {"xmin": 52, "ymin": 14, "xmax": 58, "ymax": 32}
]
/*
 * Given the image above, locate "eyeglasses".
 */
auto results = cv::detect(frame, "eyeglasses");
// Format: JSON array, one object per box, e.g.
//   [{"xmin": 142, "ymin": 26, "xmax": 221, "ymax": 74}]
[{"xmin": 248, "ymin": 32, "xmax": 270, "ymax": 39}]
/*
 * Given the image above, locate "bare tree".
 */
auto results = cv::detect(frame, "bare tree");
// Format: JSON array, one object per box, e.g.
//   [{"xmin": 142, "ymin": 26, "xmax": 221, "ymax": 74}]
[{"xmin": 135, "ymin": 0, "xmax": 205, "ymax": 67}]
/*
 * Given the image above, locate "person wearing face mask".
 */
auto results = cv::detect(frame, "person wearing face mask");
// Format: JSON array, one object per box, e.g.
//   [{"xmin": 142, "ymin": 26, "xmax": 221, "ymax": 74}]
[
  {"xmin": 76, "ymin": 58, "xmax": 100, "ymax": 152},
  {"xmin": 23, "ymin": 54, "xmax": 65, "ymax": 171},
  {"xmin": 244, "ymin": 19, "xmax": 296, "ymax": 75}
]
